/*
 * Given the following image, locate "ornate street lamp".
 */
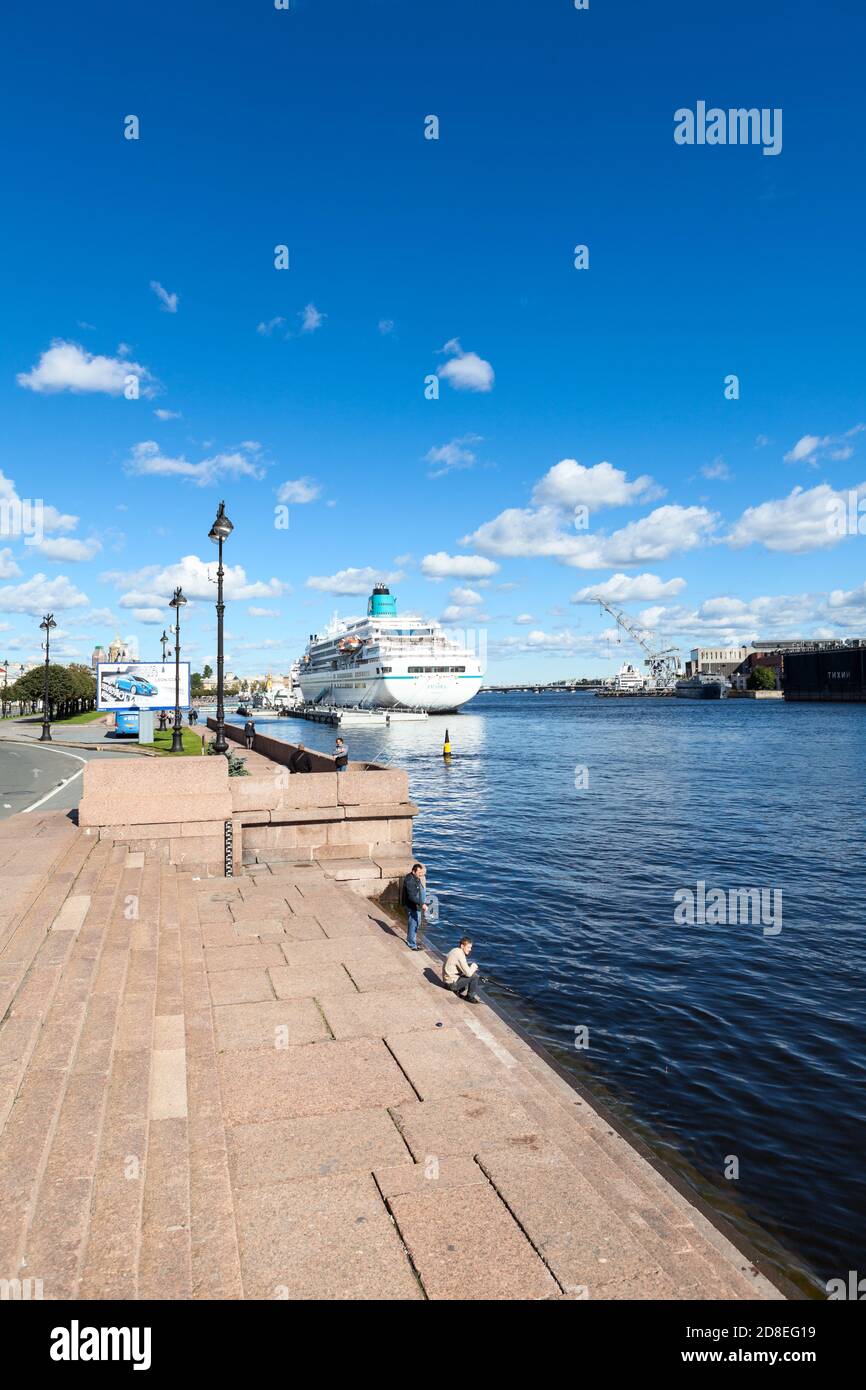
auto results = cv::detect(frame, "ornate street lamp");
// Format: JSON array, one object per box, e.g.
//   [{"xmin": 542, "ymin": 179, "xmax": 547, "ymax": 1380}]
[
  {"xmin": 208, "ymin": 500, "xmax": 233, "ymax": 755},
  {"xmin": 2, "ymin": 659, "xmax": 8, "ymax": 720},
  {"xmin": 168, "ymin": 588, "xmax": 187, "ymax": 753},
  {"xmin": 158, "ymin": 628, "xmax": 170, "ymax": 731},
  {"xmin": 39, "ymin": 614, "xmax": 56, "ymax": 742}
]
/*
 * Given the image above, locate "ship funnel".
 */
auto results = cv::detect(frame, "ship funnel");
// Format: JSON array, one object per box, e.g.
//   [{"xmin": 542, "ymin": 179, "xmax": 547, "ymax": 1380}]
[{"xmin": 367, "ymin": 584, "xmax": 397, "ymax": 617}]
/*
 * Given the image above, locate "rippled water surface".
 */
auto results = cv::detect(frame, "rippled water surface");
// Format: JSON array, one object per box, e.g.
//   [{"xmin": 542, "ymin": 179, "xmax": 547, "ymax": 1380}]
[{"xmin": 230, "ymin": 693, "xmax": 866, "ymax": 1289}]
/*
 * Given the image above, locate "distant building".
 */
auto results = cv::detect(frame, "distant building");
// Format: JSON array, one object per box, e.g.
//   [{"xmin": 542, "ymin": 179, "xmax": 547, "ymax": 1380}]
[
  {"xmin": 92, "ymin": 635, "xmax": 132, "ymax": 670},
  {"xmin": 753, "ymin": 637, "xmax": 864, "ymax": 654},
  {"xmin": 2, "ymin": 661, "xmax": 34, "ymax": 684},
  {"xmin": 107, "ymin": 633, "xmax": 131, "ymax": 663},
  {"xmin": 687, "ymin": 646, "xmax": 752, "ymax": 678}
]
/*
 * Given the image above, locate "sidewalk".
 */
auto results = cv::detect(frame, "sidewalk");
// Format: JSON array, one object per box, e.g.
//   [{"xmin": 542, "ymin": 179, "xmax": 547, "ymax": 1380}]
[{"xmin": 0, "ymin": 809, "xmax": 785, "ymax": 1300}]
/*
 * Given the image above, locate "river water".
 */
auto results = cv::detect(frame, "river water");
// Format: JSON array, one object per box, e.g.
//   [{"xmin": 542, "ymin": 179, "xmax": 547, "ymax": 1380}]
[{"xmin": 228, "ymin": 692, "xmax": 865, "ymax": 1292}]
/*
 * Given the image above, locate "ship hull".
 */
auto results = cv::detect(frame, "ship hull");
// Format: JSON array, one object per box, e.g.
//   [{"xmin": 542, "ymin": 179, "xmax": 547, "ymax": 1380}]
[
  {"xmin": 298, "ymin": 672, "xmax": 483, "ymax": 713},
  {"xmin": 675, "ymin": 681, "xmax": 726, "ymax": 699}
]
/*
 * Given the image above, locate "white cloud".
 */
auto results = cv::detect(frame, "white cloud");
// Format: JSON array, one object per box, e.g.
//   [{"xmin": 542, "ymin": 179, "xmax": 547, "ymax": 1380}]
[
  {"xmin": 0, "ymin": 471, "xmax": 78, "ymax": 534},
  {"xmin": 420, "ymin": 551, "xmax": 500, "ymax": 580},
  {"xmin": 827, "ymin": 581, "xmax": 866, "ymax": 626},
  {"xmin": 107, "ymin": 555, "xmax": 286, "ymax": 608},
  {"xmin": 248, "ymin": 606, "xmax": 282, "ymax": 617},
  {"xmin": 305, "ymin": 567, "xmax": 403, "ymax": 596},
  {"xmin": 33, "ymin": 537, "xmax": 101, "ymax": 563},
  {"xmin": 701, "ymin": 458, "xmax": 731, "ymax": 481},
  {"xmin": 276, "ymin": 478, "xmax": 322, "ymax": 504},
  {"xmin": 532, "ymin": 459, "xmax": 664, "ymax": 509},
  {"xmin": 425, "ymin": 435, "xmax": 482, "ymax": 478},
  {"xmin": 0, "ymin": 548, "xmax": 22, "ymax": 579},
  {"xmin": 229, "ymin": 638, "xmax": 286, "ymax": 653},
  {"xmin": 124, "ymin": 440, "xmax": 266, "ymax": 487},
  {"xmin": 784, "ymin": 425, "xmax": 864, "ymax": 467},
  {"xmin": 449, "ymin": 586, "xmax": 483, "ymax": 607},
  {"xmin": 514, "ymin": 613, "xmax": 534, "ymax": 624},
  {"xmin": 300, "ymin": 303, "xmax": 325, "ymax": 334},
  {"xmin": 464, "ymin": 504, "xmax": 717, "ymax": 570},
  {"xmin": 17, "ymin": 340, "xmax": 154, "ymax": 397},
  {"xmin": 0, "ymin": 572, "xmax": 88, "ymax": 614},
  {"xmin": 494, "ymin": 628, "xmax": 603, "ymax": 656},
  {"xmin": 150, "ymin": 280, "xmax": 179, "ymax": 313},
  {"xmin": 726, "ymin": 481, "xmax": 866, "ymax": 553},
  {"xmin": 257, "ymin": 316, "xmax": 286, "ymax": 337},
  {"xmin": 436, "ymin": 338, "xmax": 494, "ymax": 393},
  {"xmin": 570, "ymin": 573, "xmax": 687, "ymax": 604},
  {"xmin": 634, "ymin": 588, "xmax": 861, "ymax": 646},
  {"xmin": 154, "ymin": 408, "xmax": 182, "ymax": 420},
  {"xmin": 131, "ymin": 607, "xmax": 166, "ymax": 624},
  {"xmin": 441, "ymin": 604, "xmax": 490, "ymax": 624}
]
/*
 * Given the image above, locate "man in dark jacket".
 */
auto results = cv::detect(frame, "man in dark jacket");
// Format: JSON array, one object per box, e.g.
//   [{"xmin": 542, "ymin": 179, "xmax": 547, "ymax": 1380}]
[
  {"xmin": 289, "ymin": 743, "xmax": 312, "ymax": 774},
  {"xmin": 243, "ymin": 717, "xmax": 255, "ymax": 750},
  {"xmin": 402, "ymin": 862, "xmax": 426, "ymax": 951}
]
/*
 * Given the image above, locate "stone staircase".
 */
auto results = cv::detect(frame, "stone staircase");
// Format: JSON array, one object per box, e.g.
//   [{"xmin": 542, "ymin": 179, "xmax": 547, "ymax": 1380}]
[{"xmin": 0, "ymin": 815, "xmax": 785, "ymax": 1301}]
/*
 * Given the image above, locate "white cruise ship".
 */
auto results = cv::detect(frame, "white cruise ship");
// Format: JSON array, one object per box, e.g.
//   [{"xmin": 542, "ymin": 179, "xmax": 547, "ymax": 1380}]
[{"xmin": 297, "ymin": 584, "xmax": 484, "ymax": 712}]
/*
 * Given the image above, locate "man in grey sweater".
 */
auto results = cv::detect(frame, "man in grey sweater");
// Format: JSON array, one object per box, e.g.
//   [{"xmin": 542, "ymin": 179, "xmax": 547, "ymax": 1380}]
[{"xmin": 442, "ymin": 937, "xmax": 479, "ymax": 1002}]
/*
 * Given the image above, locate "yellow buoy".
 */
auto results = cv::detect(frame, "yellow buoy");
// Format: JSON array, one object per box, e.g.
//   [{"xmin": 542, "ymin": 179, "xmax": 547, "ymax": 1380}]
[{"xmin": 443, "ymin": 727, "xmax": 452, "ymax": 758}]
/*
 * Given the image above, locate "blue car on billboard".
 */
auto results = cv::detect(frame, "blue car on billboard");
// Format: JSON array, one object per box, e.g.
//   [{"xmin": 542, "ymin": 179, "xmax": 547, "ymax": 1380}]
[{"xmin": 116, "ymin": 674, "xmax": 158, "ymax": 697}]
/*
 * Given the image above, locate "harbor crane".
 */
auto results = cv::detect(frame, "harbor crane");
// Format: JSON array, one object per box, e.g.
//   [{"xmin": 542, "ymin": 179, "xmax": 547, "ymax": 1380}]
[{"xmin": 590, "ymin": 596, "xmax": 682, "ymax": 689}]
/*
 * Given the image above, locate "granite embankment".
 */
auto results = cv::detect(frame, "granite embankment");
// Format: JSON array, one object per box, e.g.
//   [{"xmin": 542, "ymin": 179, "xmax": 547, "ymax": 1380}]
[{"xmin": 0, "ymin": 749, "xmax": 787, "ymax": 1300}]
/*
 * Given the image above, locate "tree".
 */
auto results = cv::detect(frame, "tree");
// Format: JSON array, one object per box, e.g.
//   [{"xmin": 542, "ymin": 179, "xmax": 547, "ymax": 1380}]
[
  {"xmin": 190, "ymin": 671, "xmax": 204, "ymax": 698},
  {"xmin": 748, "ymin": 665, "xmax": 777, "ymax": 691},
  {"xmin": 5, "ymin": 664, "xmax": 96, "ymax": 719},
  {"xmin": 202, "ymin": 664, "xmax": 213, "ymax": 680}
]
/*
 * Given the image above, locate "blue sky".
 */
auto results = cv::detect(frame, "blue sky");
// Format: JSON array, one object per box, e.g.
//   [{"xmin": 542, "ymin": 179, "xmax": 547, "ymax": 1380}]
[{"xmin": 2, "ymin": 0, "xmax": 864, "ymax": 680}]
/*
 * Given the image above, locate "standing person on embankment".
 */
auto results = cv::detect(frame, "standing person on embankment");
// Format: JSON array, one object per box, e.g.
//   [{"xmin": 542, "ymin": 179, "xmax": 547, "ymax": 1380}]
[
  {"xmin": 402, "ymin": 862, "xmax": 426, "ymax": 951},
  {"xmin": 334, "ymin": 737, "xmax": 348, "ymax": 772},
  {"xmin": 244, "ymin": 717, "xmax": 255, "ymax": 750},
  {"xmin": 443, "ymin": 937, "xmax": 480, "ymax": 1002}
]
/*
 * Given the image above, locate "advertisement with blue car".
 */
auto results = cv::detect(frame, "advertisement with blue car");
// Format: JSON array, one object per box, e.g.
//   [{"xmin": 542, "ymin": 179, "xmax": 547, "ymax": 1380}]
[{"xmin": 97, "ymin": 662, "xmax": 190, "ymax": 712}]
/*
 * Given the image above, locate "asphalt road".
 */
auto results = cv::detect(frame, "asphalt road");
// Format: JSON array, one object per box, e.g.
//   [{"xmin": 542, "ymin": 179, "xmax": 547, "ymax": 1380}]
[{"xmin": 0, "ymin": 742, "xmax": 137, "ymax": 819}]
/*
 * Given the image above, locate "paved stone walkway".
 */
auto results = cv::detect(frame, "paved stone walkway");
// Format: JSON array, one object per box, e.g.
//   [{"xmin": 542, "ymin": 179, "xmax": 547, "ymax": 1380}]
[{"xmin": 0, "ymin": 810, "xmax": 784, "ymax": 1300}]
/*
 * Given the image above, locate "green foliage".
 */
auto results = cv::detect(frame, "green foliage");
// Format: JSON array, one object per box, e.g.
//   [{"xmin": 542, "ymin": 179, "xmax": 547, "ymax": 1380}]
[
  {"xmin": 202, "ymin": 664, "xmax": 213, "ymax": 680},
  {"xmin": 190, "ymin": 671, "xmax": 204, "ymax": 697},
  {"xmin": 207, "ymin": 743, "xmax": 249, "ymax": 775},
  {"xmin": 148, "ymin": 728, "xmax": 206, "ymax": 756},
  {"xmin": 6, "ymin": 662, "xmax": 96, "ymax": 718},
  {"xmin": 747, "ymin": 665, "xmax": 777, "ymax": 691}
]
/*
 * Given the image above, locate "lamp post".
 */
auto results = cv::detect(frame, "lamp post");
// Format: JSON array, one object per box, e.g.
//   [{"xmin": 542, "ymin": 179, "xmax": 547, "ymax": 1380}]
[
  {"xmin": 39, "ymin": 614, "xmax": 56, "ymax": 741},
  {"xmin": 168, "ymin": 588, "xmax": 187, "ymax": 753},
  {"xmin": 158, "ymin": 629, "xmax": 170, "ymax": 731},
  {"xmin": 208, "ymin": 500, "xmax": 234, "ymax": 755},
  {"xmin": 2, "ymin": 660, "xmax": 7, "ymax": 720}
]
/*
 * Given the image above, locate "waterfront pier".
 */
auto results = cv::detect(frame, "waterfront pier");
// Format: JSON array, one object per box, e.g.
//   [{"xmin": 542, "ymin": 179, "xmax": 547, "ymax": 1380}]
[{"xmin": 0, "ymin": 746, "xmax": 786, "ymax": 1301}]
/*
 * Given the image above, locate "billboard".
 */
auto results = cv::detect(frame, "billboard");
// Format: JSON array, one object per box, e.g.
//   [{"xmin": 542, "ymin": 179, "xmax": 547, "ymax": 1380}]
[{"xmin": 97, "ymin": 662, "xmax": 190, "ymax": 712}]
